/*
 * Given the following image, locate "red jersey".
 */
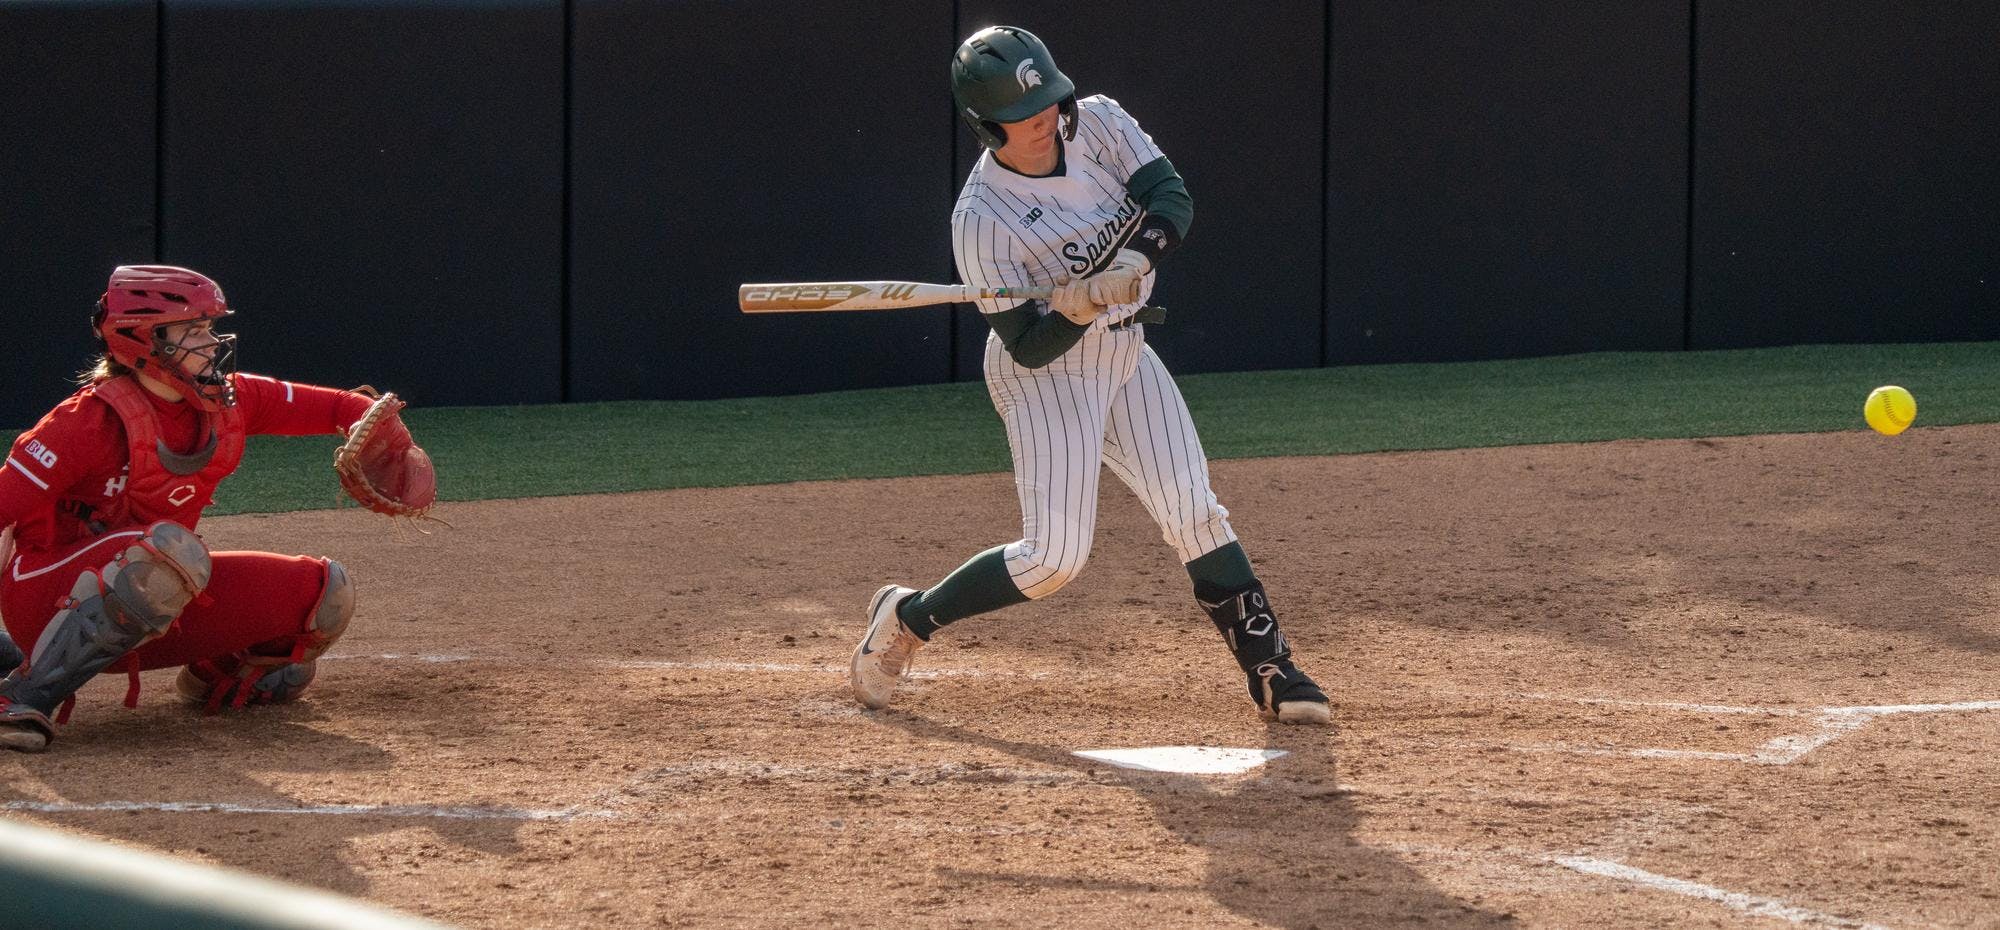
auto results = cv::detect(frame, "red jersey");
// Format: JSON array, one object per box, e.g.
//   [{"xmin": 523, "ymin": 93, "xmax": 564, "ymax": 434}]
[{"xmin": 1, "ymin": 373, "xmax": 374, "ymax": 549}]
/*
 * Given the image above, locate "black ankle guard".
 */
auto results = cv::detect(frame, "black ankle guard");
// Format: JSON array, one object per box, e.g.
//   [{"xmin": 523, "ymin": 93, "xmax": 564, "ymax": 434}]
[{"xmin": 1196, "ymin": 580, "xmax": 1292, "ymax": 676}]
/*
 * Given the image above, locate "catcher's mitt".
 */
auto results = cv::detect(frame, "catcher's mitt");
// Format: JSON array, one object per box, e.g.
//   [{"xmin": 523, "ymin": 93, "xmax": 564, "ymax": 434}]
[{"xmin": 334, "ymin": 391, "xmax": 436, "ymax": 518}]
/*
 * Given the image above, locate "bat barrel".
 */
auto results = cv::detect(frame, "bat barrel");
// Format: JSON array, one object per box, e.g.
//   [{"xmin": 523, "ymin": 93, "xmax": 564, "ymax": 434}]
[{"xmin": 737, "ymin": 281, "xmax": 1050, "ymax": 313}]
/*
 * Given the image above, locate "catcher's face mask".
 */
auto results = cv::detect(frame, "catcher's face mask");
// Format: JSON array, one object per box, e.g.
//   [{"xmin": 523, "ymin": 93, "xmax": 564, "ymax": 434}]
[{"xmin": 153, "ymin": 320, "xmax": 239, "ymax": 411}]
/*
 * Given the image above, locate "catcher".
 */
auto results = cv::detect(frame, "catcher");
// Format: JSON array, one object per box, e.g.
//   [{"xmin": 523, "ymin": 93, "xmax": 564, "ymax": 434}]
[{"xmin": 0, "ymin": 265, "xmax": 434, "ymax": 752}]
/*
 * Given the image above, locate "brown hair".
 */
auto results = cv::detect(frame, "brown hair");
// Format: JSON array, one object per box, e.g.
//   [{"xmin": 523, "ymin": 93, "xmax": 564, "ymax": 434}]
[{"xmin": 78, "ymin": 353, "xmax": 134, "ymax": 385}]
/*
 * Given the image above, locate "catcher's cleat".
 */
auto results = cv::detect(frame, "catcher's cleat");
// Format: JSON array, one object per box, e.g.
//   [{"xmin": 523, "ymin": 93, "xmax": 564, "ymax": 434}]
[
  {"xmin": 851, "ymin": 585, "xmax": 923, "ymax": 710},
  {"xmin": 176, "ymin": 656, "xmax": 319, "ymax": 712},
  {"xmin": 0, "ymin": 708, "xmax": 54, "ymax": 753},
  {"xmin": 1250, "ymin": 660, "xmax": 1332, "ymax": 726}
]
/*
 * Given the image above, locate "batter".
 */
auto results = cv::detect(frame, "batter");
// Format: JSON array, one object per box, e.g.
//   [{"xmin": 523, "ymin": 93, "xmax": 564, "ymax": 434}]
[{"xmin": 852, "ymin": 26, "xmax": 1331, "ymax": 724}]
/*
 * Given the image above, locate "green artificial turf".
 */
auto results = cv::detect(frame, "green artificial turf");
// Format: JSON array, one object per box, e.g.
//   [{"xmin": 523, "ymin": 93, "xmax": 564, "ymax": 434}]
[{"xmin": 7, "ymin": 342, "xmax": 1996, "ymax": 515}]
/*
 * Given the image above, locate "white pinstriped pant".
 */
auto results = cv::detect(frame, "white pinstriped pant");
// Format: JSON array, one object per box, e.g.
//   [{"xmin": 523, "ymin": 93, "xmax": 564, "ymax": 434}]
[{"xmin": 984, "ymin": 325, "xmax": 1237, "ymax": 600}]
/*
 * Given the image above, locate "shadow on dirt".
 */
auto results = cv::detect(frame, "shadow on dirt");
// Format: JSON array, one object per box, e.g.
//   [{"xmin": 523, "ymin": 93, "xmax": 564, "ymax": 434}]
[{"xmin": 885, "ymin": 713, "xmax": 1514, "ymax": 929}]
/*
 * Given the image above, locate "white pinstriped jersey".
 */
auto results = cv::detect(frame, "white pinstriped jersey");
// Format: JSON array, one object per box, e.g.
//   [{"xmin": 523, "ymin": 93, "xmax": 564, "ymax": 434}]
[
  {"xmin": 945, "ymin": 93, "xmax": 1237, "ymax": 597},
  {"xmin": 952, "ymin": 95, "xmax": 1164, "ymax": 330}
]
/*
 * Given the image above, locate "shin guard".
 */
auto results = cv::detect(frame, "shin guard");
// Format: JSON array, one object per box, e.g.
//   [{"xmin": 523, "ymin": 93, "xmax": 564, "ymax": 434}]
[{"xmin": 0, "ymin": 523, "xmax": 211, "ymax": 743}]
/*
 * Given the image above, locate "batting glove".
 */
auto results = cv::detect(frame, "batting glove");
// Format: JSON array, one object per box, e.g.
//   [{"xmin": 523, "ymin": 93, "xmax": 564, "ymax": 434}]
[
  {"xmin": 1049, "ymin": 278, "xmax": 1103, "ymax": 325},
  {"xmin": 1085, "ymin": 249, "xmax": 1150, "ymax": 306}
]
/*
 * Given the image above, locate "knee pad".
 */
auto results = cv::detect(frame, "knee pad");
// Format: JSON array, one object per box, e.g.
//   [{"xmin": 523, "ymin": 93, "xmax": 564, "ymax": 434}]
[
  {"xmin": 297, "ymin": 559, "xmax": 353, "ymax": 663},
  {"xmin": 239, "ymin": 558, "xmax": 351, "ymax": 669},
  {"xmin": 34, "ymin": 521, "xmax": 211, "ymax": 656},
  {"xmin": 101, "ymin": 522, "xmax": 213, "ymax": 634}
]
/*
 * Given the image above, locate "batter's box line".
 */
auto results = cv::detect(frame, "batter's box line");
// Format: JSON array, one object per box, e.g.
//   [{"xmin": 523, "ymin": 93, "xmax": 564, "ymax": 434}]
[
  {"xmin": 1389, "ymin": 843, "xmax": 1894, "ymax": 930},
  {"xmin": 1492, "ymin": 694, "xmax": 2000, "ymax": 765},
  {"xmin": 321, "ymin": 653, "xmax": 1034, "ymax": 680},
  {"xmin": 1549, "ymin": 855, "xmax": 1894, "ymax": 930},
  {"xmin": 0, "ymin": 798, "xmax": 617, "ymax": 821}
]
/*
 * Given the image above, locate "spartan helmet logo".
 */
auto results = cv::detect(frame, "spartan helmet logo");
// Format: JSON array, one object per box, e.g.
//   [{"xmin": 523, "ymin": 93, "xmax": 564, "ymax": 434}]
[{"xmin": 1015, "ymin": 58, "xmax": 1044, "ymax": 92}]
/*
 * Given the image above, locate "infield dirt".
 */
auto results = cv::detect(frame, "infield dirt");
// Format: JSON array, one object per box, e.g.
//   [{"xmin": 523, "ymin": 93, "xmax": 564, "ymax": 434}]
[{"xmin": 5, "ymin": 425, "xmax": 1997, "ymax": 928}]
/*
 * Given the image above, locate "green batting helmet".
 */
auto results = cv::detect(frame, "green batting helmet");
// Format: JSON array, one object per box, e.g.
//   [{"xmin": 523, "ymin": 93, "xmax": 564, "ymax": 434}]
[{"xmin": 951, "ymin": 26, "xmax": 1077, "ymax": 151}]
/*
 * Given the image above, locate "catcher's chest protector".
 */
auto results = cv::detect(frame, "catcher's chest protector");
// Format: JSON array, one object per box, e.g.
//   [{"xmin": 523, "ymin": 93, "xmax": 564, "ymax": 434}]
[{"xmin": 82, "ymin": 378, "xmax": 245, "ymax": 534}]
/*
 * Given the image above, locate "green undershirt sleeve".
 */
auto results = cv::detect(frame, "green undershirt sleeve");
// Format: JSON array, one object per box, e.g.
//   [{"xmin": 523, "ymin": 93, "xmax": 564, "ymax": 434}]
[
  {"xmin": 983, "ymin": 301, "xmax": 1090, "ymax": 369},
  {"xmin": 1127, "ymin": 156, "xmax": 1194, "ymax": 262}
]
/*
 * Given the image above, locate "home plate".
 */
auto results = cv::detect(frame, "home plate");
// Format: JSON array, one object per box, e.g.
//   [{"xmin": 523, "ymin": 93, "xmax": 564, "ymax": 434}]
[{"xmin": 1072, "ymin": 747, "xmax": 1288, "ymax": 774}]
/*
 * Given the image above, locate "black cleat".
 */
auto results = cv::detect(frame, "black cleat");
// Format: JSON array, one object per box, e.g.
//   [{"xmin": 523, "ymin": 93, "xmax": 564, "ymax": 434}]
[{"xmin": 1249, "ymin": 660, "xmax": 1331, "ymax": 725}]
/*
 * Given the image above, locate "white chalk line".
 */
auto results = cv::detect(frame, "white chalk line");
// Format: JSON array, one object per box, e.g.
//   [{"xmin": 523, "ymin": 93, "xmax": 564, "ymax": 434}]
[
  {"xmin": 1552, "ymin": 855, "xmax": 1894, "ymax": 929},
  {"xmin": 1506, "ymin": 699, "xmax": 2000, "ymax": 765},
  {"xmin": 320, "ymin": 653, "xmax": 474, "ymax": 663},
  {"xmin": 1504, "ymin": 691, "xmax": 1805, "ymax": 716},
  {"xmin": 1835, "ymin": 699, "xmax": 2000, "ymax": 716},
  {"xmin": 627, "ymin": 758, "xmax": 1100, "ymax": 787},
  {"xmin": 610, "ymin": 659, "xmax": 1008, "ymax": 680},
  {"xmin": 1, "ymin": 798, "xmax": 614, "ymax": 821},
  {"xmin": 1385, "ymin": 844, "xmax": 1895, "ymax": 929},
  {"xmin": 320, "ymin": 653, "xmax": 1023, "ymax": 680}
]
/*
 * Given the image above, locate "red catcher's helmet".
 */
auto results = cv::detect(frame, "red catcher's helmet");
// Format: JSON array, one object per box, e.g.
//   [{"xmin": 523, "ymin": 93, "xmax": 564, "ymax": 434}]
[{"xmin": 94, "ymin": 265, "xmax": 239, "ymax": 411}]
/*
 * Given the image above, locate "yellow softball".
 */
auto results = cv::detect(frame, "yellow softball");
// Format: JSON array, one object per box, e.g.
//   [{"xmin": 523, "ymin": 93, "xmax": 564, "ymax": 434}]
[{"xmin": 1864, "ymin": 385, "xmax": 1916, "ymax": 436}]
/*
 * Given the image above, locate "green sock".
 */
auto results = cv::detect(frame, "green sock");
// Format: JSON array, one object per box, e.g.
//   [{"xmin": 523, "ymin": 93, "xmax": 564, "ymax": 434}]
[
  {"xmin": 1186, "ymin": 541, "xmax": 1257, "ymax": 601},
  {"xmin": 898, "ymin": 546, "xmax": 1028, "ymax": 639}
]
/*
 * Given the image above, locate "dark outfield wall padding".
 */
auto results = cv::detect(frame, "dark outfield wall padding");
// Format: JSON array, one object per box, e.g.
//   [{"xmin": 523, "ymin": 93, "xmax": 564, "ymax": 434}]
[
  {"xmin": 951, "ymin": 3, "xmax": 1326, "ymax": 380},
  {"xmin": 160, "ymin": 1, "xmax": 563, "ymax": 406},
  {"xmin": 1690, "ymin": 3, "xmax": 2000, "ymax": 348},
  {"xmin": 1327, "ymin": 1, "xmax": 1689, "ymax": 365},
  {"xmin": 569, "ymin": 0, "xmax": 954, "ymax": 401},
  {"xmin": 0, "ymin": 2, "xmax": 156, "ymax": 429}
]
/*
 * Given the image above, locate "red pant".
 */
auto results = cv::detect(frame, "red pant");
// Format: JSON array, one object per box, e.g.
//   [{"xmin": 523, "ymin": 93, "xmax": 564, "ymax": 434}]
[{"xmin": 1, "ymin": 528, "xmax": 331, "ymax": 673}]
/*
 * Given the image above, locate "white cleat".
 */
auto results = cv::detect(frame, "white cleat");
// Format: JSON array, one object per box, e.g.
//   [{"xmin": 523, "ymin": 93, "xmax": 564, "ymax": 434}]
[
  {"xmin": 0, "ymin": 713, "xmax": 53, "ymax": 753},
  {"xmin": 851, "ymin": 585, "xmax": 923, "ymax": 710}
]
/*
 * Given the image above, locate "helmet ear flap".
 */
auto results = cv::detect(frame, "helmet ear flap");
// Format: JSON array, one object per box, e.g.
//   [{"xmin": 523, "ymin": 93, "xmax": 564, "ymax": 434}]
[
  {"xmin": 963, "ymin": 107, "xmax": 1008, "ymax": 150},
  {"xmin": 964, "ymin": 103, "xmax": 1071, "ymax": 152}
]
